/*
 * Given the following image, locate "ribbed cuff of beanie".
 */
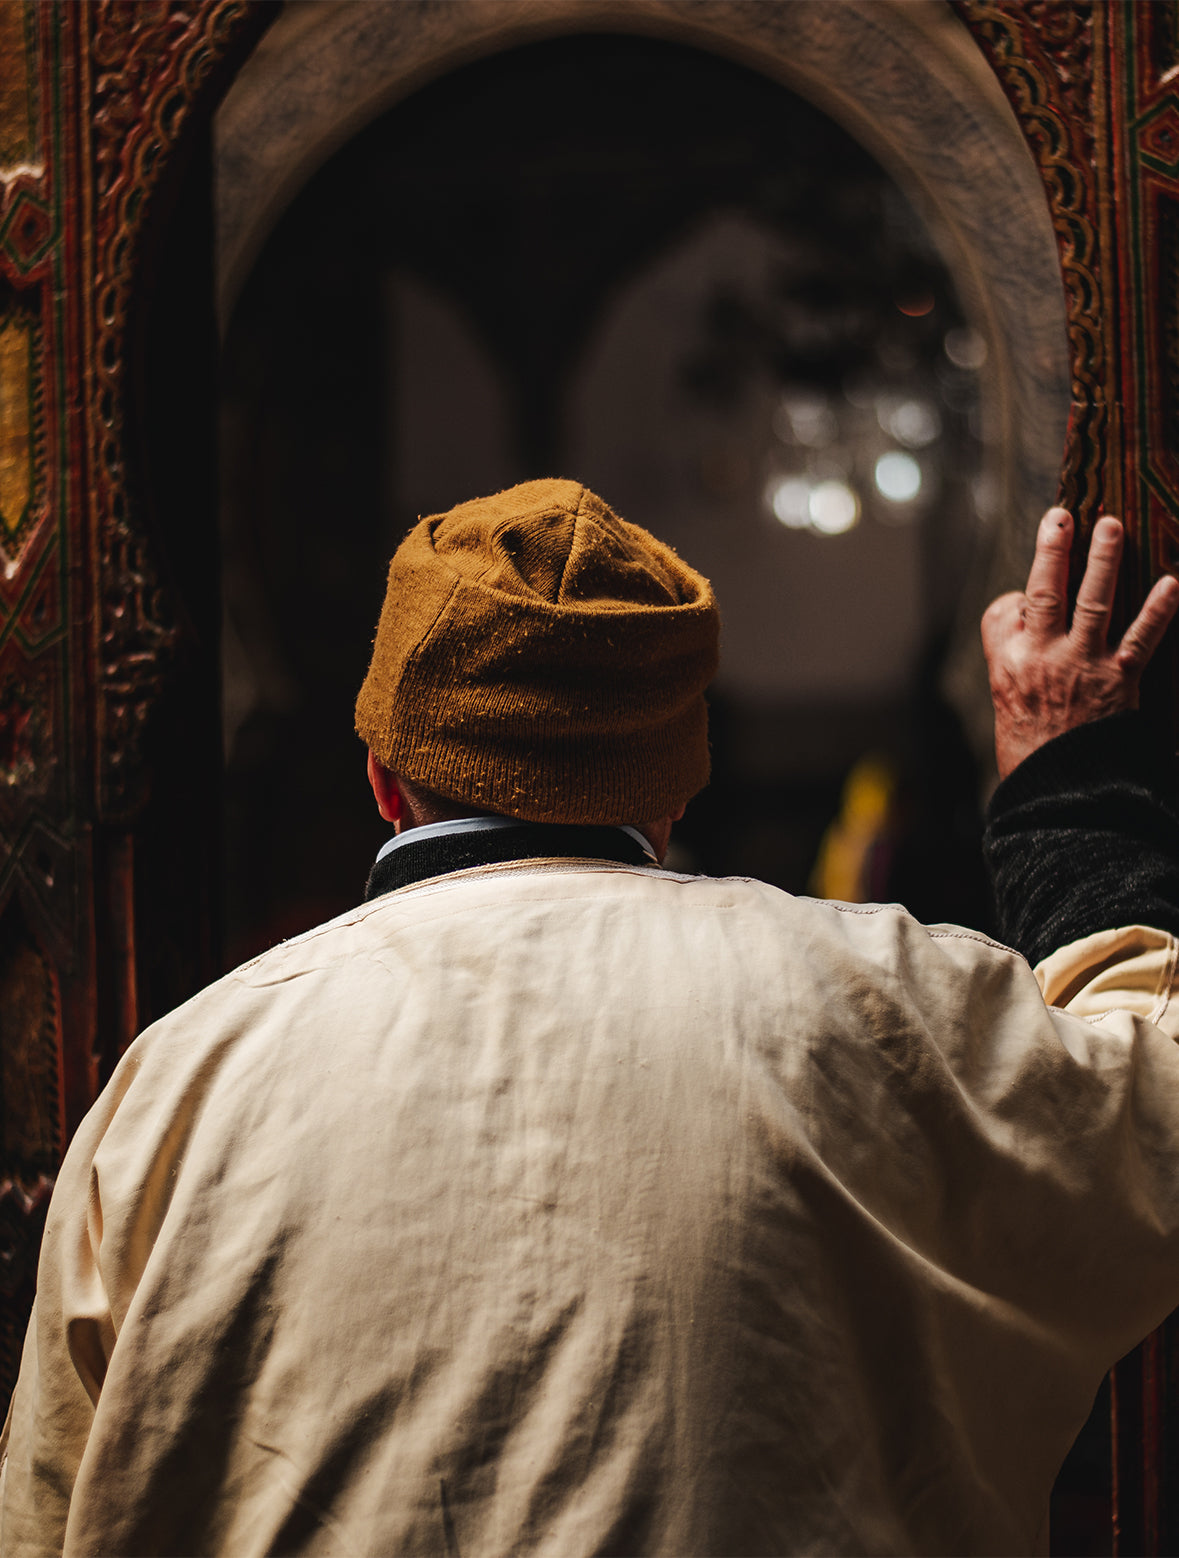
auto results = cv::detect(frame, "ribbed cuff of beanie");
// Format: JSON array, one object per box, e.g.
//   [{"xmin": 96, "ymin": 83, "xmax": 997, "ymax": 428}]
[{"xmin": 983, "ymin": 711, "xmax": 1179, "ymax": 966}]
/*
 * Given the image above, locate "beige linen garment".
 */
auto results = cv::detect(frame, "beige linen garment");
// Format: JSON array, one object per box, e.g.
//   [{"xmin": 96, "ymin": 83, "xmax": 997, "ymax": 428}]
[{"xmin": 4, "ymin": 861, "xmax": 1179, "ymax": 1557}]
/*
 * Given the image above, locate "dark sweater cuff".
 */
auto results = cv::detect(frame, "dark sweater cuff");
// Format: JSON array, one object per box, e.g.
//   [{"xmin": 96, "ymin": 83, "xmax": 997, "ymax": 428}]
[{"xmin": 982, "ymin": 712, "xmax": 1179, "ymax": 965}]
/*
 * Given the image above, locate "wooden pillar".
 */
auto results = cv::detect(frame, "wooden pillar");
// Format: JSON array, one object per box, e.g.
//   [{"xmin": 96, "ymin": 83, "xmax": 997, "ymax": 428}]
[
  {"xmin": 959, "ymin": 4, "xmax": 1179, "ymax": 1551},
  {"xmin": 0, "ymin": 0, "xmax": 96, "ymax": 1407},
  {"xmin": 0, "ymin": 0, "xmax": 267, "ymax": 1407}
]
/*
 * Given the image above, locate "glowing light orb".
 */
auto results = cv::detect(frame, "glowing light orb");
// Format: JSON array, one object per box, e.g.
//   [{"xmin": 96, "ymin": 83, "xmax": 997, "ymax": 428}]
[
  {"xmin": 768, "ymin": 476, "xmax": 812, "ymax": 528},
  {"xmin": 943, "ymin": 327, "xmax": 987, "ymax": 371},
  {"xmin": 885, "ymin": 399, "xmax": 940, "ymax": 449},
  {"xmin": 874, "ymin": 451, "xmax": 922, "ymax": 503},
  {"xmin": 808, "ymin": 480, "xmax": 860, "ymax": 535}
]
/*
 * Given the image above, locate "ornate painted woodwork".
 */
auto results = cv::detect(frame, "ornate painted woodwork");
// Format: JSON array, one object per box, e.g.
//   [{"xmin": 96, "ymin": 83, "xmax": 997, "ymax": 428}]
[
  {"xmin": 959, "ymin": 7, "xmax": 1179, "ymax": 1548},
  {"xmin": 956, "ymin": 4, "xmax": 1109, "ymax": 527},
  {"xmin": 0, "ymin": 0, "xmax": 267, "ymax": 1408},
  {"xmin": 0, "ymin": 0, "xmax": 79, "ymax": 1405},
  {"xmin": 960, "ymin": 2, "xmax": 1179, "ymax": 638},
  {"xmin": 0, "ymin": 0, "xmax": 1174, "ymax": 1548}
]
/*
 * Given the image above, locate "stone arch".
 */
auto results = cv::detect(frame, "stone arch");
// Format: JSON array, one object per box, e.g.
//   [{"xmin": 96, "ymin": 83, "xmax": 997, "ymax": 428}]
[{"xmin": 215, "ymin": 0, "xmax": 1070, "ymax": 748}]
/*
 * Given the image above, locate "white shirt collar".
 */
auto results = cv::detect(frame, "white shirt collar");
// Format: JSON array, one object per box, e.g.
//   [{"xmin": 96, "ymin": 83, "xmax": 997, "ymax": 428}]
[{"xmin": 375, "ymin": 817, "xmax": 657, "ymax": 865}]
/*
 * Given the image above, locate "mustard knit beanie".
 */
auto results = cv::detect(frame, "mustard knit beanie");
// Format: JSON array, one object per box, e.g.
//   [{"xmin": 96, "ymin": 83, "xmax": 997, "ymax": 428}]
[{"xmin": 355, "ymin": 479, "xmax": 719, "ymax": 824}]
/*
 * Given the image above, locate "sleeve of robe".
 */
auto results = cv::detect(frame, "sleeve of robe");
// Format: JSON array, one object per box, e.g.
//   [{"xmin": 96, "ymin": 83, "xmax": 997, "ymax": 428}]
[
  {"xmin": 982, "ymin": 708, "xmax": 1179, "ymax": 1027},
  {"xmin": 0, "ymin": 1056, "xmax": 144, "ymax": 1558}
]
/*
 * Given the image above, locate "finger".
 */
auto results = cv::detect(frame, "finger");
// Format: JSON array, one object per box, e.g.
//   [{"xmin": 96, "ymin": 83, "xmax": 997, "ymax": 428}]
[
  {"xmin": 980, "ymin": 591, "xmax": 1025, "ymax": 659},
  {"xmin": 1069, "ymin": 516, "xmax": 1124, "ymax": 653},
  {"xmin": 1116, "ymin": 573, "xmax": 1179, "ymax": 673},
  {"xmin": 1021, "ymin": 507, "xmax": 1073, "ymax": 640}
]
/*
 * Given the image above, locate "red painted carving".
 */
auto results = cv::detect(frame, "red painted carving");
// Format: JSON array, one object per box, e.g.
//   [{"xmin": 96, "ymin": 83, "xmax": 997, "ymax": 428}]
[
  {"xmin": 1103, "ymin": 4, "xmax": 1179, "ymax": 609},
  {"xmin": 1141, "ymin": 105, "xmax": 1179, "ymax": 170},
  {"xmin": 83, "ymin": 0, "xmax": 256, "ymax": 820},
  {"xmin": 955, "ymin": 1, "xmax": 1108, "ymax": 530},
  {"xmin": 0, "ymin": 192, "xmax": 52, "ymax": 272},
  {"xmin": 959, "ymin": 8, "xmax": 1179, "ymax": 1549},
  {"xmin": 0, "ymin": 0, "xmax": 266, "ymax": 1412}
]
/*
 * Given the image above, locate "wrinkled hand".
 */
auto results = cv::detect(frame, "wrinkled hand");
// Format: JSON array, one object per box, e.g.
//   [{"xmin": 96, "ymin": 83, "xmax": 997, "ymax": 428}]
[{"xmin": 982, "ymin": 506, "xmax": 1179, "ymax": 780}]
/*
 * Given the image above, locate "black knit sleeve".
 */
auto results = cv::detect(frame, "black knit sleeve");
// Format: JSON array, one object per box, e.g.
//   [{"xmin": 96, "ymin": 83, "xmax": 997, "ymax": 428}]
[{"xmin": 982, "ymin": 711, "xmax": 1179, "ymax": 966}]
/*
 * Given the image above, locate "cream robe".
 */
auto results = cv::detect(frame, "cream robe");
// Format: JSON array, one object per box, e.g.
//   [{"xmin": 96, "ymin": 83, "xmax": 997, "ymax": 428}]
[{"xmin": 4, "ymin": 861, "xmax": 1179, "ymax": 1557}]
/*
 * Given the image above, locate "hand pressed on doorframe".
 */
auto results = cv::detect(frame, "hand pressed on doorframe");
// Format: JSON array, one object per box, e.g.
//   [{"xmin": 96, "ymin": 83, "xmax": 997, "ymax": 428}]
[{"xmin": 982, "ymin": 506, "xmax": 1179, "ymax": 779}]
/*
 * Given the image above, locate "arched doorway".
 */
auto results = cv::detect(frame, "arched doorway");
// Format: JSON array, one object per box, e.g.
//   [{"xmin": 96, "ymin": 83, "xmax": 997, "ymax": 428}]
[
  {"xmin": 8, "ymin": 2, "xmax": 1179, "ymax": 1549},
  {"xmin": 219, "ymin": 28, "xmax": 1014, "ymax": 960},
  {"xmin": 214, "ymin": 21, "xmax": 1097, "ymax": 1542},
  {"xmin": 216, "ymin": 0, "xmax": 1071, "ymax": 646}
]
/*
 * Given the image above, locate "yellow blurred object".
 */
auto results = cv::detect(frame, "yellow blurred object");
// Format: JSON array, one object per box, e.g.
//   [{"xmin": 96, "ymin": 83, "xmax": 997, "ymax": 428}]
[{"xmin": 809, "ymin": 754, "xmax": 898, "ymax": 903}]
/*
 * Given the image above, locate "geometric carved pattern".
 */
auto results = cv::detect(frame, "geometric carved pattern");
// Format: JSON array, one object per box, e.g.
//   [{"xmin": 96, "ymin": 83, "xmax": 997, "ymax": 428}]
[
  {"xmin": 1140, "ymin": 105, "xmax": 1179, "ymax": 176},
  {"xmin": 0, "ymin": 190, "xmax": 53, "ymax": 274}
]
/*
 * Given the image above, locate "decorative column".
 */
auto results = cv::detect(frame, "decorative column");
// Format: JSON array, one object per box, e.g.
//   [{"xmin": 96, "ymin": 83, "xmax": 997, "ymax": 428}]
[
  {"xmin": 0, "ymin": 0, "xmax": 265, "ymax": 1407},
  {"xmin": 0, "ymin": 0, "xmax": 90, "ymax": 1406},
  {"xmin": 1104, "ymin": 13, "xmax": 1179, "ymax": 1546},
  {"xmin": 959, "ymin": 4, "xmax": 1179, "ymax": 1551}
]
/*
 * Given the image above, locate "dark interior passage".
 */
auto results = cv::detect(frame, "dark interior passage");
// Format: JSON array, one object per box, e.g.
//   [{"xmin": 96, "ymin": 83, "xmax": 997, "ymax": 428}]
[{"xmin": 220, "ymin": 31, "xmax": 994, "ymax": 967}]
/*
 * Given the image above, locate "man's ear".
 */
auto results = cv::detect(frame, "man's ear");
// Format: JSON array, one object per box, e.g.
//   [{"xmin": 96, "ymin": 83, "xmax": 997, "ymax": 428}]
[{"xmin": 367, "ymin": 750, "xmax": 404, "ymax": 827}]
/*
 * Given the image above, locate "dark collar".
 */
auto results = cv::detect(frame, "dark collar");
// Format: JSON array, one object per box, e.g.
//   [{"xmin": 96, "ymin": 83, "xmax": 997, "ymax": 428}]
[{"xmin": 364, "ymin": 822, "xmax": 656, "ymax": 901}]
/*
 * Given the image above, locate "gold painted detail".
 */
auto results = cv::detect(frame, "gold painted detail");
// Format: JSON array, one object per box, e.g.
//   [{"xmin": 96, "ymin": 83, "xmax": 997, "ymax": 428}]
[
  {"xmin": 0, "ymin": 310, "xmax": 33, "ymax": 546},
  {"xmin": 0, "ymin": 1, "xmax": 38, "ymax": 175}
]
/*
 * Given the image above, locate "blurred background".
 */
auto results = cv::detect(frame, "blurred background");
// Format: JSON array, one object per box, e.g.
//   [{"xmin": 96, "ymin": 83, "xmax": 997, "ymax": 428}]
[
  {"xmin": 218, "ymin": 14, "xmax": 1070, "ymax": 966},
  {"xmin": 181, "ymin": 9, "xmax": 1092, "ymax": 1540}
]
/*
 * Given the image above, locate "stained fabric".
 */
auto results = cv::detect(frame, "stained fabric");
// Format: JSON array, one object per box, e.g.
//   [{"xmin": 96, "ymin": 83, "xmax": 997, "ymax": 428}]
[{"xmin": 5, "ymin": 862, "xmax": 1179, "ymax": 1556}]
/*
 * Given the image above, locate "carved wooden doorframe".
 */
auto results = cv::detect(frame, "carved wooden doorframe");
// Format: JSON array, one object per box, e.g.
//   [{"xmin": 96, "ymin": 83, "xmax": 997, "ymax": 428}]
[
  {"xmin": 0, "ymin": 0, "xmax": 1173, "ymax": 1548},
  {"xmin": 0, "ymin": 0, "xmax": 268, "ymax": 1400},
  {"xmin": 957, "ymin": 9, "xmax": 1179, "ymax": 1536}
]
